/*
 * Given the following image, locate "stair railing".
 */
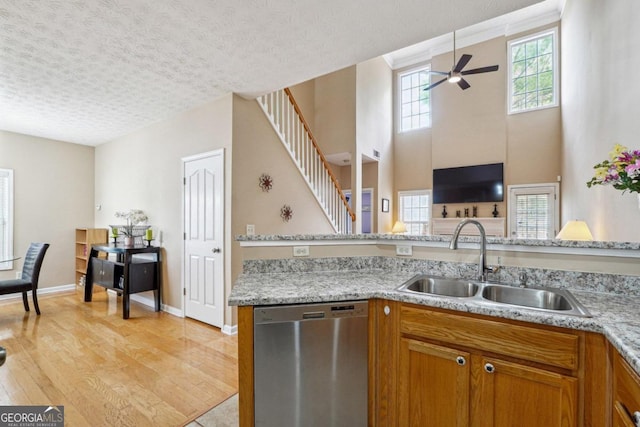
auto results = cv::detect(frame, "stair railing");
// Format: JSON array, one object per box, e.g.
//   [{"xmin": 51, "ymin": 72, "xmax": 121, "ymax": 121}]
[{"xmin": 257, "ymin": 88, "xmax": 355, "ymax": 233}]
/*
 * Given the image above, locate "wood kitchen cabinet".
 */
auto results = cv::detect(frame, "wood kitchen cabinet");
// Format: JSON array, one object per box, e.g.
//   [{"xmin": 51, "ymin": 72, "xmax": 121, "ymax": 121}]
[
  {"xmin": 471, "ymin": 355, "xmax": 577, "ymax": 426},
  {"xmin": 399, "ymin": 338, "xmax": 470, "ymax": 426},
  {"xmin": 392, "ymin": 303, "xmax": 584, "ymax": 426},
  {"xmin": 612, "ymin": 349, "xmax": 640, "ymax": 427}
]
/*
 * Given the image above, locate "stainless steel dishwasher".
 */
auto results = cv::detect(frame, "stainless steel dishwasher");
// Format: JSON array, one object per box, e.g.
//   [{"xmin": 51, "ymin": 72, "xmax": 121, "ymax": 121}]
[{"xmin": 253, "ymin": 300, "xmax": 368, "ymax": 427}]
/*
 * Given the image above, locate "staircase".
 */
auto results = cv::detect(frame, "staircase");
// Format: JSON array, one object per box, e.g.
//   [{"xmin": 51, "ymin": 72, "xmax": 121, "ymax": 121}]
[{"xmin": 257, "ymin": 88, "xmax": 355, "ymax": 233}]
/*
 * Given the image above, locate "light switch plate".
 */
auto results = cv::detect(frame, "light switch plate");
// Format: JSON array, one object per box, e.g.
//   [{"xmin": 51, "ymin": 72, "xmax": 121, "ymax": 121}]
[
  {"xmin": 293, "ymin": 246, "xmax": 310, "ymax": 257},
  {"xmin": 396, "ymin": 245, "xmax": 412, "ymax": 256},
  {"xmin": 246, "ymin": 224, "xmax": 255, "ymax": 235}
]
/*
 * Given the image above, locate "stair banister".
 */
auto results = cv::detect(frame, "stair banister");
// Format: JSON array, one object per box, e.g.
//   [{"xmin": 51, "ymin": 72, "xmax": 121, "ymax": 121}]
[
  {"xmin": 282, "ymin": 88, "xmax": 355, "ymax": 222},
  {"xmin": 257, "ymin": 88, "xmax": 356, "ymax": 233}
]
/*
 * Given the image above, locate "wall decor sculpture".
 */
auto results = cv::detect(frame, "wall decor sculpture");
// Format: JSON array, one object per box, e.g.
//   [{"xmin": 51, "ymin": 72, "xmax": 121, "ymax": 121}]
[
  {"xmin": 280, "ymin": 205, "xmax": 293, "ymax": 222},
  {"xmin": 259, "ymin": 173, "xmax": 273, "ymax": 192}
]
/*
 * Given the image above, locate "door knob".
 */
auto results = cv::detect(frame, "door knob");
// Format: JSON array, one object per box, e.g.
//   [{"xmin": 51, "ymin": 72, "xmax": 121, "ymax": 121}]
[{"xmin": 212, "ymin": 248, "xmax": 221, "ymax": 253}]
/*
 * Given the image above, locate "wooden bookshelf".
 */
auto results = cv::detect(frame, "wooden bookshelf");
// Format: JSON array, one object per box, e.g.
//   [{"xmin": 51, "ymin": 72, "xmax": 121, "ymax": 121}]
[{"xmin": 75, "ymin": 228, "xmax": 108, "ymax": 286}]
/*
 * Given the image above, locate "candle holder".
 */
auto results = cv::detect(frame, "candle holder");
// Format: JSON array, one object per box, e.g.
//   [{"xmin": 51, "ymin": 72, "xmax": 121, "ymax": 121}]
[
  {"xmin": 145, "ymin": 239, "xmax": 153, "ymax": 247},
  {"xmin": 111, "ymin": 236, "xmax": 118, "ymax": 245}
]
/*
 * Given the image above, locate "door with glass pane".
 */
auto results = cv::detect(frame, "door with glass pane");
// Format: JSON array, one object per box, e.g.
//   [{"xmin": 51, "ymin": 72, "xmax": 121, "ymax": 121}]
[{"xmin": 508, "ymin": 184, "xmax": 559, "ymax": 239}]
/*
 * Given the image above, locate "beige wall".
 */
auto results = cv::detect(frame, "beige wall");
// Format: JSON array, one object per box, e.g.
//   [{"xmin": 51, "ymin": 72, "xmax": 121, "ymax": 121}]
[
  {"xmin": 94, "ymin": 95, "xmax": 234, "ymax": 321},
  {"xmin": 288, "ymin": 80, "xmax": 315, "ymax": 131},
  {"xmin": 356, "ymin": 57, "xmax": 394, "ymax": 233},
  {"xmin": 231, "ymin": 95, "xmax": 334, "ymax": 237},
  {"xmin": 561, "ymin": 0, "xmax": 640, "ymax": 241},
  {"xmin": 394, "ymin": 127, "xmax": 433, "ymax": 192},
  {"xmin": 393, "ymin": 30, "xmax": 562, "ymax": 224},
  {"xmin": 314, "ymin": 66, "xmax": 357, "ymax": 155},
  {"xmin": 431, "ymin": 37, "xmax": 507, "ymax": 169},
  {"xmin": 0, "ymin": 131, "xmax": 95, "ymax": 287}
]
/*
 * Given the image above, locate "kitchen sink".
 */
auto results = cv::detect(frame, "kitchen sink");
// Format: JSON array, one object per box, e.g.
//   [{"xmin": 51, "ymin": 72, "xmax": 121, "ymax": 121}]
[
  {"xmin": 401, "ymin": 276, "xmax": 478, "ymax": 298},
  {"xmin": 481, "ymin": 285, "xmax": 573, "ymax": 311},
  {"xmin": 396, "ymin": 274, "xmax": 591, "ymax": 317}
]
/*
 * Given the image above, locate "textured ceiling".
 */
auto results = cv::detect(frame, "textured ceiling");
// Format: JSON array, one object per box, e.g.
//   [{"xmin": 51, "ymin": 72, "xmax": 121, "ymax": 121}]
[{"xmin": 0, "ymin": 0, "xmax": 541, "ymax": 145}]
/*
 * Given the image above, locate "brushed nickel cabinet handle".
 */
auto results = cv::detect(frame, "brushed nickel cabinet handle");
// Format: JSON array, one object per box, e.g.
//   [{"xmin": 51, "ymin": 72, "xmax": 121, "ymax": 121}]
[
  {"xmin": 484, "ymin": 363, "xmax": 495, "ymax": 373},
  {"xmin": 456, "ymin": 356, "xmax": 466, "ymax": 366}
]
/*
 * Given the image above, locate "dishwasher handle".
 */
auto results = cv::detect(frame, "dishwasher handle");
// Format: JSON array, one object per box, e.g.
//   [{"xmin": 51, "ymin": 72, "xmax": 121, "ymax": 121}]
[{"xmin": 302, "ymin": 311, "xmax": 325, "ymax": 319}]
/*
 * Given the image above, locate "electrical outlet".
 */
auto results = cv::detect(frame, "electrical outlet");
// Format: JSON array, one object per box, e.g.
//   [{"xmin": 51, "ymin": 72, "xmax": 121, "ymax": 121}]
[
  {"xmin": 396, "ymin": 245, "xmax": 412, "ymax": 256},
  {"xmin": 15, "ymin": 272, "xmax": 21, "ymax": 279},
  {"xmin": 293, "ymin": 246, "xmax": 310, "ymax": 257},
  {"xmin": 246, "ymin": 224, "xmax": 255, "ymax": 235}
]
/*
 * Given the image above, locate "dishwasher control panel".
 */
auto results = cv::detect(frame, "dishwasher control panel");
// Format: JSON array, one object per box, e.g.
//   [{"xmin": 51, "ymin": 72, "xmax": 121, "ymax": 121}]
[
  {"xmin": 329, "ymin": 303, "xmax": 366, "ymax": 318},
  {"xmin": 254, "ymin": 300, "xmax": 368, "ymax": 324}
]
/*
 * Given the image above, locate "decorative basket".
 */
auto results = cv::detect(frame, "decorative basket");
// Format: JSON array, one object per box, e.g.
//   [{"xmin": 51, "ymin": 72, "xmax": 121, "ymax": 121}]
[{"xmin": 109, "ymin": 225, "xmax": 150, "ymax": 246}]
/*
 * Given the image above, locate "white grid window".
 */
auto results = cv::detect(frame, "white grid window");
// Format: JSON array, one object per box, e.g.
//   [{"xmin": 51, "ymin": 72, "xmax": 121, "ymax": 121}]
[
  {"xmin": 398, "ymin": 190, "xmax": 431, "ymax": 235},
  {"xmin": 508, "ymin": 184, "xmax": 558, "ymax": 239},
  {"xmin": 0, "ymin": 169, "xmax": 14, "ymax": 270},
  {"xmin": 398, "ymin": 67, "xmax": 431, "ymax": 132},
  {"xmin": 508, "ymin": 28, "xmax": 558, "ymax": 114}
]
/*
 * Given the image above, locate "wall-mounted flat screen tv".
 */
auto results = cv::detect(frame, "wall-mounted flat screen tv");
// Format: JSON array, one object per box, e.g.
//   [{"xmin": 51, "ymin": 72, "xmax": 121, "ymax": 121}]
[{"xmin": 433, "ymin": 163, "xmax": 504, "ymax": 204}]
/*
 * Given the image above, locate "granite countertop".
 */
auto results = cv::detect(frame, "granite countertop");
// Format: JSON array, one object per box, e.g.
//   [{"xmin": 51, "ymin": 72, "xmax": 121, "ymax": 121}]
[{"xmin": 229, "ymin": 269, "xmax": 640, "ymax": 376}]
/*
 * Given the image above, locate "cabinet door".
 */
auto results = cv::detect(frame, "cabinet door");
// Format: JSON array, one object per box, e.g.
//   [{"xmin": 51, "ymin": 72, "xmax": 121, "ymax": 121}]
[
  {"xmin": 472, "ymin": 356, "xmax": 577, "ymax": 427},
  {"xmin": 613, "ymin": 351, "xmax": 640, "ymax": 427},
  {"xmin": 613, "ymin": 402, "xmax": 637, "ymax": 427},
  {"xmin": 398, "ymin": 338, "xmax": 470, "ymax": 427},
  {"xmin": 102, "ymin": 260, "xmax": 114, "ymax": 287}
]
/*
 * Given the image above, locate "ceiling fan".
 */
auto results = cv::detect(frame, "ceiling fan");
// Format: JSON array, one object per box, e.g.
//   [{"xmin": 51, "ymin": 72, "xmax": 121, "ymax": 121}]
[{"xmin": 424, "ymin": 31, "xmax": 499, "ymax": 91}]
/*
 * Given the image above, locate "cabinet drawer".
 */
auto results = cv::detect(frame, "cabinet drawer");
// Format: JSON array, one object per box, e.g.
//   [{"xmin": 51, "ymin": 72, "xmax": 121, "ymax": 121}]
[
  {"xmin": 129, "ymin": 262, "xmax": 157, "ymax": 293},
  {"xmin": 400, "ymin": 304, "xmax": 579, "ymax": 370},
  {"xmin": 614, "ymin": 351, "xmax": 640, "ymax": 425}
]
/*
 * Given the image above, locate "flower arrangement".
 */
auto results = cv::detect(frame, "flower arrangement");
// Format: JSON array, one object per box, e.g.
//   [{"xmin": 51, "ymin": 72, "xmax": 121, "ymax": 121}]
[
  {"xmin": 587, "ymin": 144, "xmax": 640, "ymax": 194},
  {"xmin": 114, "ymin": 209, "xmax": 149, "ymax": 236}
]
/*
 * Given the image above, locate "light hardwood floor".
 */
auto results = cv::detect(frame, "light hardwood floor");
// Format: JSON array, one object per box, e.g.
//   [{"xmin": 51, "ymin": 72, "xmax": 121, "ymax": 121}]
[{"xmin": 0, "ymin": 288, "xmax": 238, "ymax": 426}]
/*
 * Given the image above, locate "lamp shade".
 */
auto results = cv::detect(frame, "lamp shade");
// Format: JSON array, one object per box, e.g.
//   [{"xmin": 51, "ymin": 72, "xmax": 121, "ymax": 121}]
[
  {"xmin": 555, "ymin": 220, "xmax": 593, "ymax": 241},
  {"xmin": 391, "ymin": 221, "xmax": 407, "ymax": 234}
]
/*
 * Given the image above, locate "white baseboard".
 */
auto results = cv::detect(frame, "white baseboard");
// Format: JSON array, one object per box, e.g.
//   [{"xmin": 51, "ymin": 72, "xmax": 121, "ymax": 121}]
[
  {"xmin": 0, "ymin": 283, "xmax": 76, "ymax": 301},
  {"xmin": 0, "ymin": 284, "xmax": 184, "ymax": 319},
  {"xmin": 129, "ymin": 293, "xmax": 184, "ymax": 317},
  {"xmin": 222, "ymin": 324, "xmax": 237, "ymax": 335},
  {"xmin": 161, "ymin": 303, "xmax": 183, "ymax": 317}
]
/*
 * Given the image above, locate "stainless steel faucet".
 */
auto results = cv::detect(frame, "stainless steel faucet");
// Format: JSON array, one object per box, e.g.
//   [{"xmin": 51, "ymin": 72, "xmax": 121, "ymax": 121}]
[{"xmin": 449, "ymin": 219, "xmax": 495, "ymax": 282}]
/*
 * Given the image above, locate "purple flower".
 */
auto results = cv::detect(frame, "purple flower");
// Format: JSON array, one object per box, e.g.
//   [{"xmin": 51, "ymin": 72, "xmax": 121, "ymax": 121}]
[
  {"xmin": 618, "ymin": 152, "xmax": 633, "ymax": 162},
  {"xmin": 625, "ymin": 159, "xmax": 640, "ymax": 177}
]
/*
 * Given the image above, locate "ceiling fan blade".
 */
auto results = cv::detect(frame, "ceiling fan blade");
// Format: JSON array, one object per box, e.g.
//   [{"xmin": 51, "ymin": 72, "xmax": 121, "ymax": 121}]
[
  {"xmin": 461, "ymin": 65, "xmax": 499, "ymax": 75},
  {"xmin": 429, "ymin": 70, "xmax": 450, "ymax": 76},
  {"xmin": 423, "ymin": 77, "xmax": 448, "ymax": 91},
  {"xmin": 457, "ymin": 78, "xmax": 471, "ymax": 90},
  {"xmin": 453, "ymin": 54, "xmax": 472, "ymax": 73}
]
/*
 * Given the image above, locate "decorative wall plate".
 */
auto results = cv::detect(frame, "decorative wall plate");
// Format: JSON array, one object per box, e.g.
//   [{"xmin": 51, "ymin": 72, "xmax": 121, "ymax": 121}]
[
  {"xmin": 259, "ymin": 173, "xmax": 273, "ymax": 192},
  {"xmin": 280, "ymin": 204, "xmax": 293, "ymax": 222}
]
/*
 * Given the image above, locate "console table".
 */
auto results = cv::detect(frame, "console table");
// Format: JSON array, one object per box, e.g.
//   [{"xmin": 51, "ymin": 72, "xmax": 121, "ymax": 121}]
[{"xmin": 84, "ymin": 244, "xmax": 161, "ymax": 319}]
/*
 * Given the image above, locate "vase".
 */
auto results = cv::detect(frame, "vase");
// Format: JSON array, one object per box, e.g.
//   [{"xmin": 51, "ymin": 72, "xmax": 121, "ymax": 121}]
[{"xmin": 124, "ymin": 236, "xmax": 134, "ymax": 247}]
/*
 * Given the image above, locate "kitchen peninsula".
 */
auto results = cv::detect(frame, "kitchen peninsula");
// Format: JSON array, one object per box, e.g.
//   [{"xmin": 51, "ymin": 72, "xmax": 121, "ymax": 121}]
[{"xmin": 230, "ymin": 234, "xmax": 640, "ymax": 426}]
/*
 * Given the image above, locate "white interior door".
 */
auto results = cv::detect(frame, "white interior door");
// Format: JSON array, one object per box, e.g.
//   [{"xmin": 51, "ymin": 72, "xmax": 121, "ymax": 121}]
[{"xmin": 183, "ymin": 150, "xmax": 224, "ymax": 327}]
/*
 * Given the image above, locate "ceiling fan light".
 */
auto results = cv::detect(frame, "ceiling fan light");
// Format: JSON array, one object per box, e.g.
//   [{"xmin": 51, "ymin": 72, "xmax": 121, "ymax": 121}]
[{"xmin": 448, "ymin": 75, "xmax": 461, "ymax": 83}]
